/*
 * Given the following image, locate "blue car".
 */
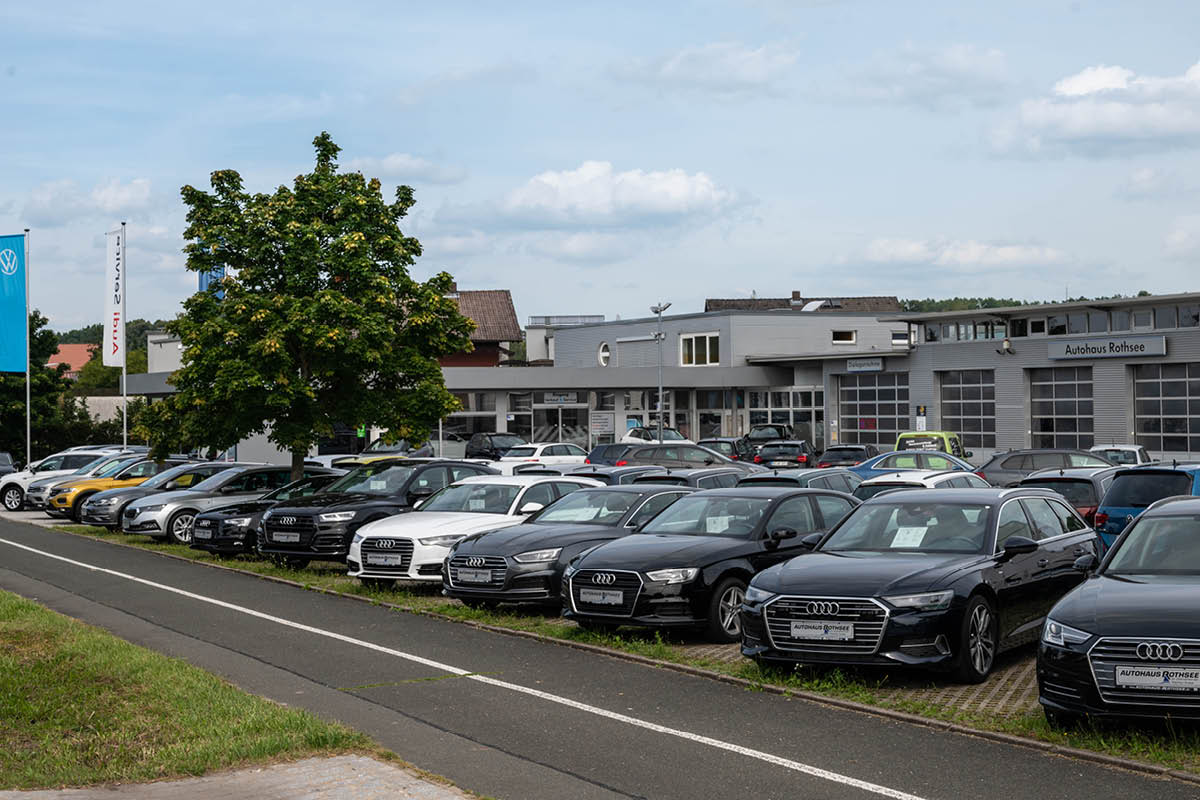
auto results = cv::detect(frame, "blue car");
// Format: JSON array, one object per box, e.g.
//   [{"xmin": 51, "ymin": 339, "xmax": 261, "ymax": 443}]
[
  {"xmin": 1094, "ymin": 463, "xmax": 1200, "ymax": 551},
  {"xmin": 846, "ymin": 450, "xmax": 975, "ymax": 480}
]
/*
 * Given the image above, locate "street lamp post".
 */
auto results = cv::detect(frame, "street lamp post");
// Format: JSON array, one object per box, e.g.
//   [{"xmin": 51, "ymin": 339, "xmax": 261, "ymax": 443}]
[{"xmin": 650, "ymin": 302, "xmax": 671, "ymax": 442}]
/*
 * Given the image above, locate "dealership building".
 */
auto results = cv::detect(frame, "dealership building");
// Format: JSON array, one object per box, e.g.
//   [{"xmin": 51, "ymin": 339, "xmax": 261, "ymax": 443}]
[{"xmin": 130, "ymin": 290, "xmax": 1200, "ymax": 461}]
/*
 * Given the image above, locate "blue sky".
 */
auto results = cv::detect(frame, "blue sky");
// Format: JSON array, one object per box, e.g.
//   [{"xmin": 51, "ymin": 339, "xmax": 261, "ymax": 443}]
[{"xmin": 3, "ymin": 0, "xmax": 1200, "ymax": 330}]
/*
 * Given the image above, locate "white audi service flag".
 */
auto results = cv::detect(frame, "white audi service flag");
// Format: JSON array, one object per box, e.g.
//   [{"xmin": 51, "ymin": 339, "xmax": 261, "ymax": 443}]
[{"xmin": 103, "ymin": 227, "xmax": 125, "ymax": 367}]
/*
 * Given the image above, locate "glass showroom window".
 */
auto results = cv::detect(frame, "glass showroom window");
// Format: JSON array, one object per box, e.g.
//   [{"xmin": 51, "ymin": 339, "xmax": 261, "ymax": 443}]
[
  {"xmin": 1030, "ymin": 367, "xmax": 1093, "ymax": 449},
  {"xmin": 748, "ymin": 388, "xmax": 826, "ymax": 449},
  {"xmin": 940, "ymin": 370, "xmax": 995, "ymax": 449},
  {"xmin": 838, "ymin": 373, "xmax": 910, "ymax": 446},
  {"xmin": 680, "ymin": 333, "xmax": 719, "ymax": 366},
  {"xmin": 1133, "ymin": 363, "xmax": 1200, "ymax": 454}
]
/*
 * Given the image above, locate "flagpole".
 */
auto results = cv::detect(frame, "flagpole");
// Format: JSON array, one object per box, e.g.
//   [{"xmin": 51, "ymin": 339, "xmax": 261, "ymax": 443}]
[
  {"xmin": 120, "ymin": 221, "xmax": 127, "ymax": 449},
  {"xmin": 23, "ymin": 228, "xmax": 30, "ymax": 469}
]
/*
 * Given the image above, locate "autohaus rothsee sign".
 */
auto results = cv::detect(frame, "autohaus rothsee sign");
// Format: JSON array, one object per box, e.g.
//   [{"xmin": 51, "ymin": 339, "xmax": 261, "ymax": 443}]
[{"xmin": 1047, "ymin": 335, "xmax": 1166, "ymax": 360}]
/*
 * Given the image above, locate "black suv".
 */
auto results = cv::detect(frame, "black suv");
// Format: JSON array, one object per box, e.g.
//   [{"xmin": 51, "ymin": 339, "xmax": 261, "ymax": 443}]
[
  {"xmin": 465, "ymin": 433, "xmax": 529, "ymax": 460},
  {"xmin": 753, "ymin": 440, "xmax": 818, "ymax": 469},
  {"xmin": 618, "ymin": 443, "xmax": 756, "ymax": 473},
  {"xmin": 978, "ymin": 449, "xmax": 1114, "ymax": 487},
  {"xmin": 257, "ymin": 458, "xmax": 498, "ymax": 567},
  {"xmin": 746, "ymin": 424, "xmax": 793, "ymax": 453},
  {"xmin": 697, "ymin": 437, "xmax": 754, "ymax": 462},
  {"xmin": 816, "ymin": 445, "xmax": 880, "ymax": 468}
]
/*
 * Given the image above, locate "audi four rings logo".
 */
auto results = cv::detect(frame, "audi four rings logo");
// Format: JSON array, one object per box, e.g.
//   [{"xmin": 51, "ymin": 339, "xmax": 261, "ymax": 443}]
[
  {"xmin": 806, "ymin": 601, "xmax": 840, "ymax": 616},
  {"xmin": 1137, "ymin": 642, "xmax": 1185, "ymax": 661},
  {"xmin": 591, "ymin": 572, "xmax": 617, "ymax": 585},
  {"xmin": 375, "ymin": 539, "xmax": 396, "ymax": 550},
  {"xmin": 278, "ymin": 516, "xmax": 297, "ymax": 526},
  {"xmin": 466, "ymin": 556, "xmax": 485, "ymax": 567}
]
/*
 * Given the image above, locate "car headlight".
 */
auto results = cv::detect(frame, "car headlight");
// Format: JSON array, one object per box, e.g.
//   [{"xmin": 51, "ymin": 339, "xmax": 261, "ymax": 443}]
[
  {"xmin": 513, "ymin": 547, "xmax": 562, "ymax": 564},
  {"xmin": 225, "ymin": 517, "xmax": 253, "ymax": 528},
  {"xmin": 90, "ymin": 497, "xmax": 117, "ymax": 506},
  {"xmin": 418, "ymin": 534, "xmax": 465, "ymax": 547},
  {"xmin": 1043, "ymin": 618, "xmax": 1092, "ymax": 647},
  {"xmin": 645, "ymin": 567, "xmax": 699, "ymax": 584},
  {"xmin": 744, "ymin": 584, "xmax": 775, "ymax": 605},
  {"xmin": 138, "ymin": 504, "xmax": 165, "ymax": 514},
  {"xmin": 50, "ymin": 487, "xmax": 75, "ymax": 496},
  {"xmin": 882, "ymin": 590, "xmax": 954, "ymax": 611},
  {"xmin": 319, "ymin": 511, "xmax": 356, "ymax": 522}
]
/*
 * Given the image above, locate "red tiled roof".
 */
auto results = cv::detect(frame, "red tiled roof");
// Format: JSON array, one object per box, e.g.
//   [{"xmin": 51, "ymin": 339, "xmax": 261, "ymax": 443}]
[
  {"xmin": 47, "ymin": 343, "xmax": 96, "ymax": 373},
  {"xmin": 451, "ymin": 289, "xmax": 522, "ymax": 343}
]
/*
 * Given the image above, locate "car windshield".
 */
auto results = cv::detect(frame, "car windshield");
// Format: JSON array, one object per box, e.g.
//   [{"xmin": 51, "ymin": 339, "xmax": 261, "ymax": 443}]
[
  {"xmin": 759, "ymin": 444, "xmax": 802, "ymax": 459},
  {"xmin": 505, "ymin": 447, "xmax": 538, "ymax": 458},
  {"xmin": 324, "ymin": 464, "xmax": 416, "ymax": 496},
  {"xmin": 75, "ymin": 455, "xmax": 117, "ymax": 475},
  {"xmin": 1093, "ymin": 448, "xmax": 1139, "ymax": 465},
  {"xmin": 532, "ymin": 490, "xmax": 637, "ymax": 525},
  {"xmin": 492, "ymin": 435, "xmax": 526, "ymax": 449},
  {"xmin": 639, "ymin": 495, "xmax": 770, "ymax": 538},
  {"xmin": 364, "ymin": 438, "xmax": 410, "ymax": 453},
  {"xmin": 140, "ymin": 463, "xmax": 206, "ymax": 489},
  {"xmin": 264, "ymin": 474, "xmax": 337, "ymax": 502},
  {"xmin": 1106, "ymin": 516, "xmax": 1200, "ymax": 574},
  {"xmin": 1021, "ymin": 479, "xmax": 1097, "ymax": 506},
  {"xmin": 189, "ymin": 468, "xmax": 247, "ymax": 492},
  {"xmin": 749, "ymin": 426, "xmax": 787, "ymax": 440},
  {"xmin": 418, "ymin": 482, "xmax": 522, "ymax": 514},
  {"xmin": 853, "ymin": 483, "xmax": 919, "ymax": 500},
  {"xmin": 97, "ymin": 458, "xmax": 142, "ymax": 478},
  {"xmin": 0, "ymin": 453, "xmax": 12, "ymax": 466},
  {"xmin": 821, "ymin": 502, "xmax": 991, "ymax": 553},
  {"xmin": 1103, "ymin": 473, "xmax": 1193, "ymax": 508}
]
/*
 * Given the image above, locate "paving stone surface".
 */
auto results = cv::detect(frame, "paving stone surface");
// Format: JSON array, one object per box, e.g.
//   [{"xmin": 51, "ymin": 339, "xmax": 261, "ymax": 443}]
[{"xmin": 0, "ymin": 756, "xmax": 471, "ymax": 800}]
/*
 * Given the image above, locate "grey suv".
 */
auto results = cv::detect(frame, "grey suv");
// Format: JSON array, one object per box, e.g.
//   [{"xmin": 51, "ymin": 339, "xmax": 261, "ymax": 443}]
[{"xmin": 977, "ymin": 449, "xmax": 1114, "ymax": 487}]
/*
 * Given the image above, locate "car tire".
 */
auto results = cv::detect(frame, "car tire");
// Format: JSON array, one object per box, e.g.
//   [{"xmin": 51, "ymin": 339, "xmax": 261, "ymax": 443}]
[
  {"xmin": 706, "ymin": 576, "xmax": 747, "ymax": 643},
  {"xmin": 2, "ymin": 484, "xmax": 23, "ymax": 512},
  {"xmin": 953, "ymin": 594, "xmax": 997, "ymax": 683},
  {"xmin": 362, "ymin": 578, "xmax": 395, "ymax": 591},
  {"xmin": 71, "ymin": 493, "xmax": 93, "ymax": 523},
  {"xmin": 165, "ymin": 510, "xmax": 197, "ymax": 545},
  {"xmin": 1043, "ymin": 707, "xmax": 1084, "ymax": 730},
  {"xmin": 577, "ymin": 619, "xmax": 620, "ymax": 635}
]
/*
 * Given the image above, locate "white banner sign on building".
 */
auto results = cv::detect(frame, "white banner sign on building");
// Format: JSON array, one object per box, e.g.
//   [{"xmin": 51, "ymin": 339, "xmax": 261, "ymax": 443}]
[{"xmin": 103, "ymin": 227, "xmax": 126, "ymax": 367}]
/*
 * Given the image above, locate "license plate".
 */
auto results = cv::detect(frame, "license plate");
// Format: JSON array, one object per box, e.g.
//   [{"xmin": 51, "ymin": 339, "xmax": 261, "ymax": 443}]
[
  {"xmin": 770, "ymin": 461, "xmax": 794, "ymax": 467},
  {"xmin": 457, "ymin": 568, "xmax": 492, "ymax": 583},
  {"xmin": 366, "ymin": 553, "xmax": 404, "ymax": 566},
  {"xmin": 579, "ymin": 588, "xmax": 623, "ymax": 605},
  {"xmin": 193, "ymin": 529, "xmax": 212, "ymax": 540},
  {"xmin": 1116, "ymin": 664, "xmax": 1200, "ymax": 691},
  {"xmin": 272, "ymin": 531, "xmax": 301, "ymax": 543},
  {"xmin": 791, "ymin": 620, "xmax": 854, "ymax": 640}
]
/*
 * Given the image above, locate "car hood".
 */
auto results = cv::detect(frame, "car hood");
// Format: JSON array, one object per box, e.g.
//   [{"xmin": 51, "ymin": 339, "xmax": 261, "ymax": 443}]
[
  {"xmin": 128, "ymin": 488, "xmax": 210, "ymax": 508},
  {"xmin": 576, "ymin": 533, "xmax": 755, "ymax": 571},
  {"xmin": 753, "ymin": 550, "xmax": 980, "ymax": 597},
  {"xmin": 198, "ymin": 499, "xmax": 276, "ymax": 519},
  {"xmin": 60, "ymin": 477, "xmax": 141, "ymax": 492},
  {"xmin": 1050, "ymin": 574, "xmax": 1200, "ymax": 637},
  {"xmin": 88, "ymin": 486, "xmax": 158, "ymax": 503},
  {"xmin": 357, "ymin": 512, "xmax": 523, "ymax": 537},
  {"xmin": 455, "ymin": 523, "xmax": 625, "ymax": 555}
]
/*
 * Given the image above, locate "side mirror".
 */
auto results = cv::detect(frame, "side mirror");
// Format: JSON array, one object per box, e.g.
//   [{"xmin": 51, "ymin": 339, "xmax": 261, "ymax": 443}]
[
  {"xmin": 162, "ymin": 480, "xmax": 180, "ymax": 490},
  {"xmin": 408, "ymin": 486, "xmax": 435, "ymax": 505},
  {"xmin": 799, "ymin": 531, "xmax": 824, "ymax": 551},
  {"xmin": 519, "ymin": 502, "xmax": 545, "ymax": 515},
  {"xmin": 764, "ymin": 527, "xmax": 798, "ymax": 549},
  {"xmin": 1073, "ymin": 553, "xmax": 1099, "ymax": 572},
  {"xmin": 703, "ymin": 458, "xmax": 715, "ymax": 465},
  {"xmin": 999, "ymin": 536, "xmax": 1038, "ymax": 560}
]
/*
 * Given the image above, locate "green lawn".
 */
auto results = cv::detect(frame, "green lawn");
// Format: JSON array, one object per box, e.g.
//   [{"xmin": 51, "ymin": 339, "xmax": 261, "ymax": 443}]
[{"xmin": 0, "ymin": 589, "xmax": 373, "ymax": 789}]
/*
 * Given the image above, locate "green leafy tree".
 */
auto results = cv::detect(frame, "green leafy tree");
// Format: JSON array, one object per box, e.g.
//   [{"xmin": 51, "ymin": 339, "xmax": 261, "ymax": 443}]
[
  {"xmin": 71, "ymin": 349, "xmax": 148, "ymax": 396},
  {"xmin": 141, "ymin": 132, "xmax": 474, "ymax": 478}
]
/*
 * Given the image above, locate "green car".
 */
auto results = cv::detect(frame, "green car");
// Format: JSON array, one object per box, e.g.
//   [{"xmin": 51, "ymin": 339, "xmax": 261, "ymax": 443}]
[{"xmin": 894, "ymin": 430, "xmax": 972, "ymax": 459}]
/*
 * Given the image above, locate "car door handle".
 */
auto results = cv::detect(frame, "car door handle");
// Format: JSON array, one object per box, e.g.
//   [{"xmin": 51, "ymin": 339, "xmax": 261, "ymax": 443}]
[
  {"xmin": 1037, "ymin": 558, "xmax": 1049, "ymax": 567},
  {"xmin": 1072, "ymin": 548, "xmax": 1088, "ymax": 555},
  {"xmin": 1004, "ymin": 575, "xmax": 1022, "ymax": 584}
]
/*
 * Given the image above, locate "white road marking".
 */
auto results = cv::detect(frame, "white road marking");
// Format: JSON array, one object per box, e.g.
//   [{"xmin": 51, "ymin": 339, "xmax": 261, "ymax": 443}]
[{"xmin": 0, "ymin": 535, "xmax": 927, "ymax": 800}]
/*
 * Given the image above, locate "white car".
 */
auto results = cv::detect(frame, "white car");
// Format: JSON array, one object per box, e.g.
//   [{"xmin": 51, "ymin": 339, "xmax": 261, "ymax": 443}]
[
  {"xmin": 1, "ymin": 447, "xmax": 126, "ymax": 512},
  {"xmin": 851, "ymin": 469, "xmax": 992, "ymax": 501},
  {"xmin": 619, "ymin": 426, "xmax": 693, "ymax": 445},
  {"xmin": 1089, "ymin": 444, "xmax": 1154, "ymax": 466},
  {"xmin": 496, "ymin": 443, "xmax": 589, "ymax": 475},
  {"xmin": 347, "ymin": 475, "xmax": 602, "ymax": 586}
]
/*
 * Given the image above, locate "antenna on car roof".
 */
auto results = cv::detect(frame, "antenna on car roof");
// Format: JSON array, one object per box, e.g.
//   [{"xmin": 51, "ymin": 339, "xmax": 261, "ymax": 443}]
[{"xmin": 1059, "ymin": 468, "xmax": 1064, "ymax": 476}]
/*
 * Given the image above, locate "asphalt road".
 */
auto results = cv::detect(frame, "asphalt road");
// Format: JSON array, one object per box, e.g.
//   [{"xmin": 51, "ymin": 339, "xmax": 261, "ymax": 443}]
[{"xmin": 0, "ymin": 517, "xmax": 1193, "ymax": 800}]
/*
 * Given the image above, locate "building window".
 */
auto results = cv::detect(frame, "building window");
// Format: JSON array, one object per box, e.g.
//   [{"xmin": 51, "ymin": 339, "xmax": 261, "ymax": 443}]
[
  {"xmin": 1030, "ymin": 367, "xmax": 1093, "ymax": 449},
  {"xmin": 1133, "ymin": 310, "xmax": 1152, "ymax": 329},
  {"xmin": 924, "ymin": 324, "xmax": 939, "ymax": 342},
  {"xmin": 748, "ymin": 387, "xmax": 825, "ymax": 449},
  {"xmin": 681, "ymin": 333, "xmax": 719, "ymax": 366},
  {"xmin": 597, "ymin": 342, "xmax": 610, "ymax": 367},
  {"xmin": 1067, "ymin": 313, "xmax": 1087, "ymax": 335},
  {"xmin": 1030, "ymin": 319, "xmax": 1046, "ymax": 335},
  {"xmin": 838, "ymin": 373, "xmax": 910, "ymax": 446},
  {"xmin": 832, "ymin": 330, "xmax": 856, "ymax": 345},
  {"xmin": 1110, "ymin": 310, "xmax": 1131, "ymax": 332},
  {"xmin": 940, "ymin": 370, "xmax": 996, "ymax": 449},
  {"xmin": 941, "ymin": 323, "xmax": 958, "ymax": 342},
  {"xmin": 1155, "ymin": 306, "xmax": 1178, "ymax": 329},
  {"xmin": 1048, "ymin": 315, "xmax": 1068, "ymax": 336},
  {"xmin": 1181, "ymin": 305, "xmax": 1200, "ymax": 328},
  {"xmin": 1088, "ymin": 311, "xmax": 1108, "ymax": 333},
  {"xmin": 1134, "ymin": 363, "xmax": 1200, "ymax": 454},
  {"xmin": 1009, "ymin": 318, "xmax": 1028, "ymax": 337},
  {"xmin": 892, "ymin": 330, "xmax": 910, "ymax": 346}
]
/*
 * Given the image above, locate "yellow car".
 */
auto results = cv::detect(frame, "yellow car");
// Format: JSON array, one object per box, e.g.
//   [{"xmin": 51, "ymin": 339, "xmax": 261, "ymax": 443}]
[{"xmin": 47, "ymin": 459, "xmax": 188, "ymax": 522}]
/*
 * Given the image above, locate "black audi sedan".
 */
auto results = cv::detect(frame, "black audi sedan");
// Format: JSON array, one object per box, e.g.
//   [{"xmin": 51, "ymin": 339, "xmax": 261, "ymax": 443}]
[
  {"xmin": 257, "ymin": 458, "xmax": 497, "ymax": 567},
  {"xmin": 443, "ymin": 485, "xmax": 694, "ymax": 608},
  {"xmin": 563, "ymin": 487, "xmax": 861, "ymax": 642},
  {"xmin": 739, "ymin": 488, "xmax": 1098, "ymax": 682},
  {"xmin": 190, "ymin": 472, "xmax": 342, "ymax": 556},
  {"xmin": 1037, "ymin": 496, "xmax": 1200, "ymax": 726}
]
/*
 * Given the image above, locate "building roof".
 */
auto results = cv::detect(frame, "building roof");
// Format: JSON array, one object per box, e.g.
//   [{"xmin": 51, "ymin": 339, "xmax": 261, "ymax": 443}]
[
  {"xmin": 47, "ymin": 343, "xmax": 96, "ymax": 374},
  {"xmin": 704, "ymin": 292, "xmax": 902, "ymax": 314},
  {"xmin": 450, "ymin": 288, "xmax": 522, "ymax": 343},
  {"xmin": 880, "ymin": 291, "xmax": 1200, "ymax": 323}
]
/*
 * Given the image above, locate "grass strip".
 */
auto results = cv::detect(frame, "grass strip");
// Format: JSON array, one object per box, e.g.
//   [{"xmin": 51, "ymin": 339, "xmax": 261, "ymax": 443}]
[{"xmin": 51, "ymin": 523, "xmax": 1200, "ymax": 777}]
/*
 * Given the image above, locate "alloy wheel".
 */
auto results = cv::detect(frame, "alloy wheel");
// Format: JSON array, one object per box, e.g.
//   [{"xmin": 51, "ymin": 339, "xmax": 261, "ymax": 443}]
[
  {"xmin": 719, "ymin": 585, "xmax": 745, "ymax": 636},
  {"xmin": 172, "ymin": 514, "xmax": 195, "ymax": 544},
  {"xmin": 2, "ymin": 487, "xmax": 21, "ymax": 512},
  {"xmin": 968, "ymin": 603, "xmax": 995, "ymax": 675}
]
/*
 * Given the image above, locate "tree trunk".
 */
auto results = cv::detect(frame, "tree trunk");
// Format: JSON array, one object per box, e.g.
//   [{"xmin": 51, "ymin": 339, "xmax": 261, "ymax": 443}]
[{"xmin": 291, "ymin": 448, "xmax": 306, "ymax": 482}]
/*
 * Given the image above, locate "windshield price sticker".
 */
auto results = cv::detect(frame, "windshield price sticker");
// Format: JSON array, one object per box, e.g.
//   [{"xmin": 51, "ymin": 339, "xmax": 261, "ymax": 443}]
[
  {"xmin": 891, "ymin": 526, "xmax": 927, "ymax": 548},
  {"xmin": 1116, "ymin": 665, "xmax": 1200, "ymax": 691},
  {"xmin": 369, "ymin": 480, "xmax": 388, "ymax": 491},
  {"xmin": 468, "ymin": 499, "xmax": 486, "ymax": 511},
  {"xmin": 707, "ymin": 515, "xmax": 732, "ymax": 533}
]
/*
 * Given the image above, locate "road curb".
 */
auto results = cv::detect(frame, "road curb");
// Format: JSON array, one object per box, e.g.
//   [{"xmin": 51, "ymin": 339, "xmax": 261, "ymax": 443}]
[{"xmin": 37, "ymin": 523, "xmax": 1200, "ymax": 787}]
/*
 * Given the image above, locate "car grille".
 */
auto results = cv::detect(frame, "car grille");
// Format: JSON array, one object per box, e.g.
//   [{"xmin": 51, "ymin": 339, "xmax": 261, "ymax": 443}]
[
  {"xmin": 359, "ymin": 538, "xmax": 414, "ymax": 573},
  {"xmin": 263, "ymin": 516, "xmax": 317, "ymax": 545},
  {"xmin": 570, "ymin": 570, "xmax": 642, "ymax": 617},
  {"xmin": 1089, "ymin": 637, "xmax": 1200, "ymax": 707},
  {"xmin": 763, "ymin": 596, "xmax": 889, "ymax": 655},
  {"xmin": 447, "ymin": 555, "xmax": 507, "ymax": 588}
]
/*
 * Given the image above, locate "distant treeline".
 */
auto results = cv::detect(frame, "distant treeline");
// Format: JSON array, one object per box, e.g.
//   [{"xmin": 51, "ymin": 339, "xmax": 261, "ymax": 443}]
[{"xmin": 898, "ymin": 291, "xmax": 1152, "ymax": 313}]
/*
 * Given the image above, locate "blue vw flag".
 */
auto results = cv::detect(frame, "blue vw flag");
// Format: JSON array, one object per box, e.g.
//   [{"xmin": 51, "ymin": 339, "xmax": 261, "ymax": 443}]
[{"xmin": 0, "ymin": 233, "xmax": 27, "ymax": 373}]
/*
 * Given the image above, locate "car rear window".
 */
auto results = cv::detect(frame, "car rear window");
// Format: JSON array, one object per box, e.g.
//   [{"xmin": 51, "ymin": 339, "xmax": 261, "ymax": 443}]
[
  {"xmin": 1020, "ymin": 479, "xmax": 1098, "ymax": 506},
  {"xmin": 1093, "ymin": 448, "xmax": 1139, "ymax": 465},
  {"xmin": 1104, "ymin": 473, "xmax": 1194, "ymax": 508},
  {"xmin": 759, "ymin": 444, "xmax": 801, "ymax": 459},
  {"xmin": 821, "ymin": 447, "xmax": 866, "ymax": 458},
  {"xmin": 505, "ymin": 447, "xmax": 537, "ymax": 458},
  {"xmin": 896, "ymin": 436, "xmax": 943, "ymax": 451},
  {"xmin": 853, "ymin": 483, "xmax": 918, "ymax": 500},
  {"xmin": 748, "ymin": 426, "xmax": 788, "ymax": 440}
]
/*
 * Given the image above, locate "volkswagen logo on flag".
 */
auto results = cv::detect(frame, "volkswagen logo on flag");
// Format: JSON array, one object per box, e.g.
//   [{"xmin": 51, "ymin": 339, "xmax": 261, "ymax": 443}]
[
  {"xmin": 466, "ymin": 556, "xmax": 486, "ymax": 567},
  {"xmin": 0, "ymin": 249, "xmax": 16, "ymax": 277},
  {"xmin": 375, "ymin": 539, "xmax": 396, "ymax": 550},
  {"xmin": 806, "ymin": 601, "xmax": 840, "ymax": 616},
  {"xmin": 278, "ymin": 516, "xmax": 297, "ymax": 526},
  {"xmin": 1136, "ymin": 642, "xmax": 1185, "ymax": 661},
  {"xmin": 591, "ymin": 572, "xmax": 617, "ymax": 586}
]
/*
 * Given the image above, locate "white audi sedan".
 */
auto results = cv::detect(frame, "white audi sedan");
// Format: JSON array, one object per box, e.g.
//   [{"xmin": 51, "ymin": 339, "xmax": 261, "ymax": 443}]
[{"xmin": 347, "ymin": 474, "xmax": 602, "ymax": 587}]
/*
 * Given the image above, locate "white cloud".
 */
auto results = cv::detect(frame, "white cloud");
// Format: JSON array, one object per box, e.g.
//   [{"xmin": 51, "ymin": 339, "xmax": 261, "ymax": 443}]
[
  {"xmin": 996, "ymin": 59, "xmax": 1200, "ymax": 156},
  {"xmin": 25, "ymin": 178, "xmax": 153, "ymax": 227},
  {"xmin": 346, "ymin": 153, "xmax": 467, "ymax": 184},
  {"xmin": 851, "ymin": 43, "xmax": 1009, "ymax": 109},
  {"xmin": 421, "ymin": 230, "xmax": 493, "ymax": 258},
  {"xmin": 862, "ymin": 237, "xmax": 1066, "ymax": 268},
  {"xmin": 523, "ymin": 231, "xmax": 640, "ymax": 263},
  {"xmin": 1165, "ymin": 215, "xmax": 1200, "ymax": 260},
  {"xmin": 1116, "ymin": 167, "xmax": 1190, "ymax": 200},
  {"xmin": 613, "ymin": 42, "xmax": 799, "ymax": 94}
]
